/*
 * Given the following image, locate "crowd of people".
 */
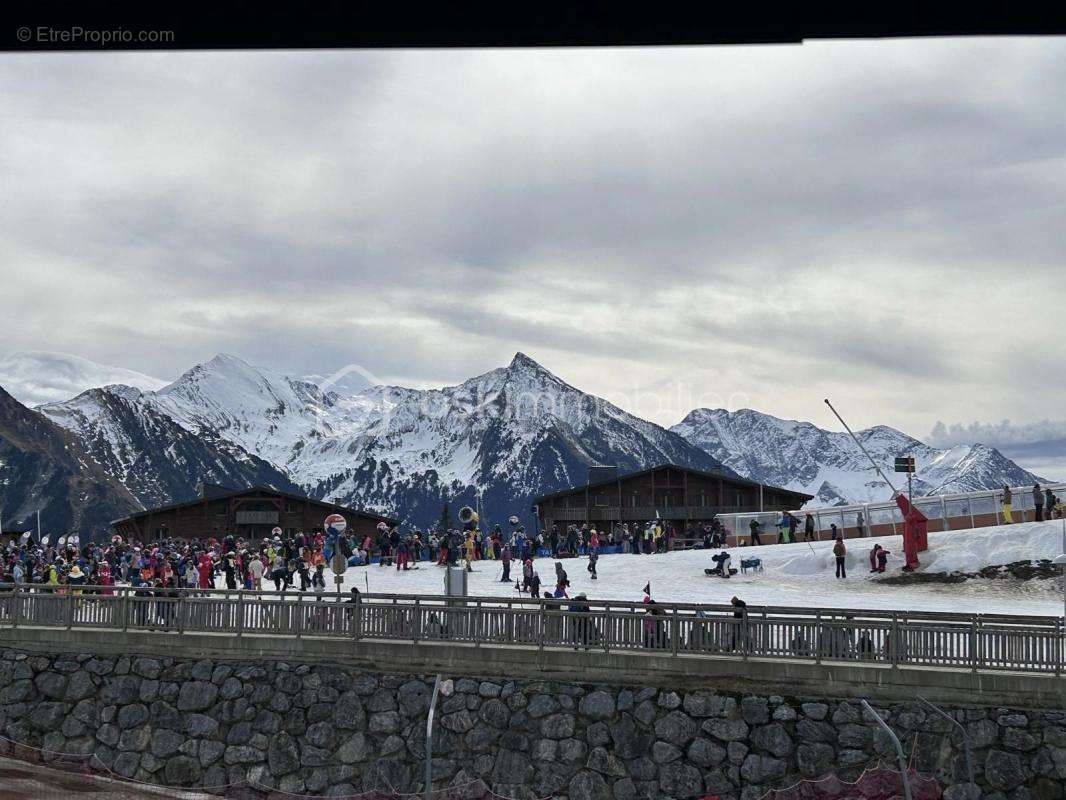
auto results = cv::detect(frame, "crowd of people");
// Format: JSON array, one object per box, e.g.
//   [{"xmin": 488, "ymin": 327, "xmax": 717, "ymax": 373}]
[
  {"xmin": 10, "ymin": 477, "xmax": 1058, "ymax": 595},
  {"xmin": 0, "ymin": 529, "xmax": 350, "ymax": 594},
  {"xmin": 999, "ymin": 483, "xmax": 1063, "ymax": 524}
]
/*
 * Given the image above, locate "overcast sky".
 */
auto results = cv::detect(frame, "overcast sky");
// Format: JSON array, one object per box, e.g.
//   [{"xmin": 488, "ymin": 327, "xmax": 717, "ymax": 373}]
[{"xmin": 1, "ymin": 39, "xmax": 1064, "ymax": 473}]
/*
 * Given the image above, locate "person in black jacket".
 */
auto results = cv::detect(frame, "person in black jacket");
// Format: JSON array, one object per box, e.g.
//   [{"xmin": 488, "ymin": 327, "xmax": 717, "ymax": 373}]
[
  {"xmin": 748, "ymin": 518, "xmax": 763, "ymax": 546},
  {"xmin": 730, "ymin": 596, "xmax": 748, "ymax": 651}
]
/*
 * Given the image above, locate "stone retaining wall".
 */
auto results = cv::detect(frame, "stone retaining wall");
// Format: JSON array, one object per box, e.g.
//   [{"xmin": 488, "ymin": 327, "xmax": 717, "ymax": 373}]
[{"xmin": 1, "ymin": 648, "xmax": 1063, "ymax": 800}]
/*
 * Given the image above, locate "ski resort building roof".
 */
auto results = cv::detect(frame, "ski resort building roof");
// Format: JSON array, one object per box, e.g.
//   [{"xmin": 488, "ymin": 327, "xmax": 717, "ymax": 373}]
[
  {"xmin": 533, "ymin": 463, "xmax": 812, "ymax": 532},
  {"xmin": 111, "ymin": 484, "xmax": 395, "ymax": 542}
]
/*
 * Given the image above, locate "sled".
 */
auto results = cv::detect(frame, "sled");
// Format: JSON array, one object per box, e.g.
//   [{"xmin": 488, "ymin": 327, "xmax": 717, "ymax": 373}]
[{"xmin": 704, "ymin": 568, "xmax": 738, "ymax": 576}]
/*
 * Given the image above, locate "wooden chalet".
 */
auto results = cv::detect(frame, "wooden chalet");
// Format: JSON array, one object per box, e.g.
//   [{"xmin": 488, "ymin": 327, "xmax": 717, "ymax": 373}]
[
  {"xmin": 534, "ymin": 464, "xmax": 812, "ymax": 535},
  {"xmin": 111, "ymin": 483, "xmax": 394, "ymax": 543}
]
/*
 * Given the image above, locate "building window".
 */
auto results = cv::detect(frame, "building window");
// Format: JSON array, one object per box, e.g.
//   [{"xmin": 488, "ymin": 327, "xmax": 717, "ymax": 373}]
[
  {"xmin": 284, "ymin": 500, "xmax": 298, "ymax": 513},
  {"xmin": 594, "ymin": 493, "xmax": 608, "ymax": 507}
]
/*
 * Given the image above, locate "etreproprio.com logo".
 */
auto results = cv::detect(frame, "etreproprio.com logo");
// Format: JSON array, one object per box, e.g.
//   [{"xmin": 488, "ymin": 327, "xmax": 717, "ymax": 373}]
[{"xmin": 17, "ymin": 26, "xmax": 175, "ymax": 45}]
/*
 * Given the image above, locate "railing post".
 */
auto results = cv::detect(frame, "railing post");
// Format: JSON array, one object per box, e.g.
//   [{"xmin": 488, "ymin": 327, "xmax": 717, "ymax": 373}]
[
  {"xmin": 538, "ymin": 601, "xmax": 546, "ymax": 651},
  {"xmin": 122, "ymin": 589, "xmax": 129, "ymax": 632},
  {"xmin": 815, "ymin": 610, "xmax": 822, "ymax": 664},
  {"xmin": 474, "ymin": 600, "xmax": 481, "ymax": 648},
  {"xmin": 603, "ymin": 604, "xmax": 610, "ymax": 653},
  {"xmin": 177, "ymin": 591, "xmax": 185, "ymax": 635},
  {"xmin": 970, "ymin": 618, "xmax": 978, "ymax": 673},
  {"xmin": 66, "ymin": 591, "xmax": 75, "ymax": 630},
  {"xmin": 354, "ymin": 595, "xmax": 362, "ymax": 641},
  {"xmin": 295, "ymin": 594, "xmax": 303, "ymax": 639},
  {"xmin": 890, "ymin": 613, "xmax": 900, "ymax": 668},
  {"xmin": 413, "ymin": 599, "xmax": 421, "ymax": 643},
  {"xmin": 671, "ymin": 605, "xmax": 679, "ymax": 656},
  {"xmin": 11, "ymin": 585, "xmax": 20, "ymax": 629},
  {"xmin": 236, "ymin": 592, "xmax": 244, "ymax": 638}
]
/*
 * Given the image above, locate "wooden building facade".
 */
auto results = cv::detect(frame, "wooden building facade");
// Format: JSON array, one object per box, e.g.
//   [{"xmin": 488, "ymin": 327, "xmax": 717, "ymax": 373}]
[
  {"xmin": 111, "ymin": 484, "xmax": 395, "ymax": 543},
  {"xmin": 534, "ymin": 464, "xmax": 812, "ymax": 534}
]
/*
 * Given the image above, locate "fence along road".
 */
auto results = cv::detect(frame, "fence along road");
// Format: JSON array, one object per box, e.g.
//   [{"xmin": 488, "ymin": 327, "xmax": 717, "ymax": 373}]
[{"xmin": 0, "ymin": 585, "xmax": 1062, "ymax": 676}]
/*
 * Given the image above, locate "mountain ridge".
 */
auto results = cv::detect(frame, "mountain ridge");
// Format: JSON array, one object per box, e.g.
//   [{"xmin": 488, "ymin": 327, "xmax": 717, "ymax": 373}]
[
  {"xmin": 671, "ymin": 406, "xmax": 1044, "ymax": 506},
  {"xmin": 0, "ymin": 385, "xmax": 141, "ymax": 536},
  {"xmin": 6, "ymin": 351, "xmax": 1048, "ymax": 534}
]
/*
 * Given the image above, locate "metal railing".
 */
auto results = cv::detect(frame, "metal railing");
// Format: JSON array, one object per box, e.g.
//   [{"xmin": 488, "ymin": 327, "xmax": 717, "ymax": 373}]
[
  {"xmin": 0, "ymin": 585, "xmax": 1062, "ymax": 675},
  {"xmin": 717, "ymin": 481, "xmax": 1066, "ymax": 544}
]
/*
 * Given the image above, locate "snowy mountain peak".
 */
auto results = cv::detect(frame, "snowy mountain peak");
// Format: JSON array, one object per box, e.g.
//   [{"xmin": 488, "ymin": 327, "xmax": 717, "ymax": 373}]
[
  {"xmin": 671, "ymin": 407, "xmax": 1043, "ymax": 506},
  {"xmin": 507, "ymin": 351, "xmax": 546, "ymax": 373}
]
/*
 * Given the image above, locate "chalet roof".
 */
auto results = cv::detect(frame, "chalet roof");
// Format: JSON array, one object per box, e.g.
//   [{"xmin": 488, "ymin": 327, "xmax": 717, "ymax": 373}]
[
  {"xmin": 111, "ymin": 485, "xmax": 396, "ymax": 527},
  {"xmin": 532, "ymin": 463, "xmax": 813, "ymax": 505}
]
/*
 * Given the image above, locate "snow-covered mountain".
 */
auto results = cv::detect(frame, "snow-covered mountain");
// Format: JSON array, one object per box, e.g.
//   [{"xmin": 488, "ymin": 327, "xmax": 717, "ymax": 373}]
[
  {"xmin": 19, "ymin": 348, "xmax": 1043, "ymax": 533},
  {"xmin": 305, "ymin": 352, "xmax": 730, "ymax": 526},
  {"xmin": 671, "ymin": 408, "xmax": 1044, "ymax": 506},
  {"xmin": 37, "ymin": 353, "xmax": 729, "ymax": 529},
  {"xmin": 0, "ymin": 351, "xmax": 167, "ymax": 407},
  {"xmin": 39, "ymin": 385, "xmax": 300, "ymax": 509},
  {"xmin": 0, "ymin": 387, "xmax": 140, "ymax": 536}
]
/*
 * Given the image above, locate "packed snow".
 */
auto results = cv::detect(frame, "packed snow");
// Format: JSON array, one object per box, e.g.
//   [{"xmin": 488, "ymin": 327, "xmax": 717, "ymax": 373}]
[{"xmin": 333, "ymin": 520, "xmax": 1066, "ymax": 617}]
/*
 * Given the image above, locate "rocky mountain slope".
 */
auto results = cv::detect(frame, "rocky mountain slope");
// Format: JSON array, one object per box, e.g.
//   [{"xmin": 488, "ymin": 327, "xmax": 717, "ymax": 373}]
[
  {"xmin": 36, "ymin": 353, "xmax": 729, "ymax": 530},
  {"xmin": 40, "ymin": 385, "xmax": 300, "ymax": 510},
  {"xmin": 671, "ymin": 407, "xmax": 1044, "ymax": 506},
  {"xmin": 0, "ymin": 387, "xmax": 140, "ymax": 536},
  {"xmin": 12, "ymin": 348, "xmax": 1047, "ymax": 533}
]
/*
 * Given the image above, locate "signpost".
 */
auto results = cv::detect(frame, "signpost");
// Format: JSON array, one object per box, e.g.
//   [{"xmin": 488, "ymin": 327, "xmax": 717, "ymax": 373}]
[
  {"xmin": 331, "ymin": 552, "xmax": 347, "ymax": 595},
  {"xmin": 894, "ymin": 456, "xmax": 916, "ymax": 508}
]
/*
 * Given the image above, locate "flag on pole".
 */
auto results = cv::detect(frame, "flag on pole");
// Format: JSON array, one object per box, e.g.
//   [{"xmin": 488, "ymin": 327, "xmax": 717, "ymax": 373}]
[{"xmin": 642, "ymin": 582, "xmax": 651, "ymax": 597}]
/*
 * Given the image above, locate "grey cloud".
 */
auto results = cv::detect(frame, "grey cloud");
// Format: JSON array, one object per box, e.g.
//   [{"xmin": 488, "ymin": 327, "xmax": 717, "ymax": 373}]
[
  {"xmin": 930, "ymin": 419, "xmax": 1066, "ymax": 449},
  {"xmin": 2, "ymin": 40, "xmax": 1065, "ymax": 432}
]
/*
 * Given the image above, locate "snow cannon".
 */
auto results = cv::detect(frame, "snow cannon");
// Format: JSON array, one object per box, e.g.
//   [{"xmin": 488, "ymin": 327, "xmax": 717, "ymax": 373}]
[{"xmin": 895, "ymin": 495, "xmax": 927, "ymax": 570}]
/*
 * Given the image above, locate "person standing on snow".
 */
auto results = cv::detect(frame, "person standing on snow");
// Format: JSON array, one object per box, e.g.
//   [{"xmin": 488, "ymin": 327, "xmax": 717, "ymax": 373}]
[
  {"xmin": 553, "ymin": 562, "xmax": 569, "ymax": 598},
  {"xmin": 500, "ymin": 542, "xmax": 512, "ymax": 583},
  {"xmin": 833, "ymin": 537, "xmax": 847, "ymax": 579},
  {"xmin": 1000, "ymin": 485, "xmax": 1013, "ymax": 523},
  {"xmin": 804, "ymin": 514, "xmax": 815, "ymax": 542},
  {"xmin": 748, "ymin": 518, "xmax": 763, "ymax": 546},
  {"xmin": 1034, "ymin": 483, "xmax": 1044, "ymax": 522}
]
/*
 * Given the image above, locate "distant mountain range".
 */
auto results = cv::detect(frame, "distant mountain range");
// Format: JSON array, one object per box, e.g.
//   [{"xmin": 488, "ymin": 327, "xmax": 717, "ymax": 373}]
[
  {"xmin": 671, "ymin": 407, "xmax": 1043, "ymax": 506},
  {"xmin": 0, "ymin": 350, "xmax": 1046, "ymax": 536}
]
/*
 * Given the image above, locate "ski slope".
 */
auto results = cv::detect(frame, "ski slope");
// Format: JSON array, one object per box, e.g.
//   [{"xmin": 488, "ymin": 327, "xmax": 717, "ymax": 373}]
[{"xmin": 335, "ymin": 520, "xmax": 1066, "ymax": 617}]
